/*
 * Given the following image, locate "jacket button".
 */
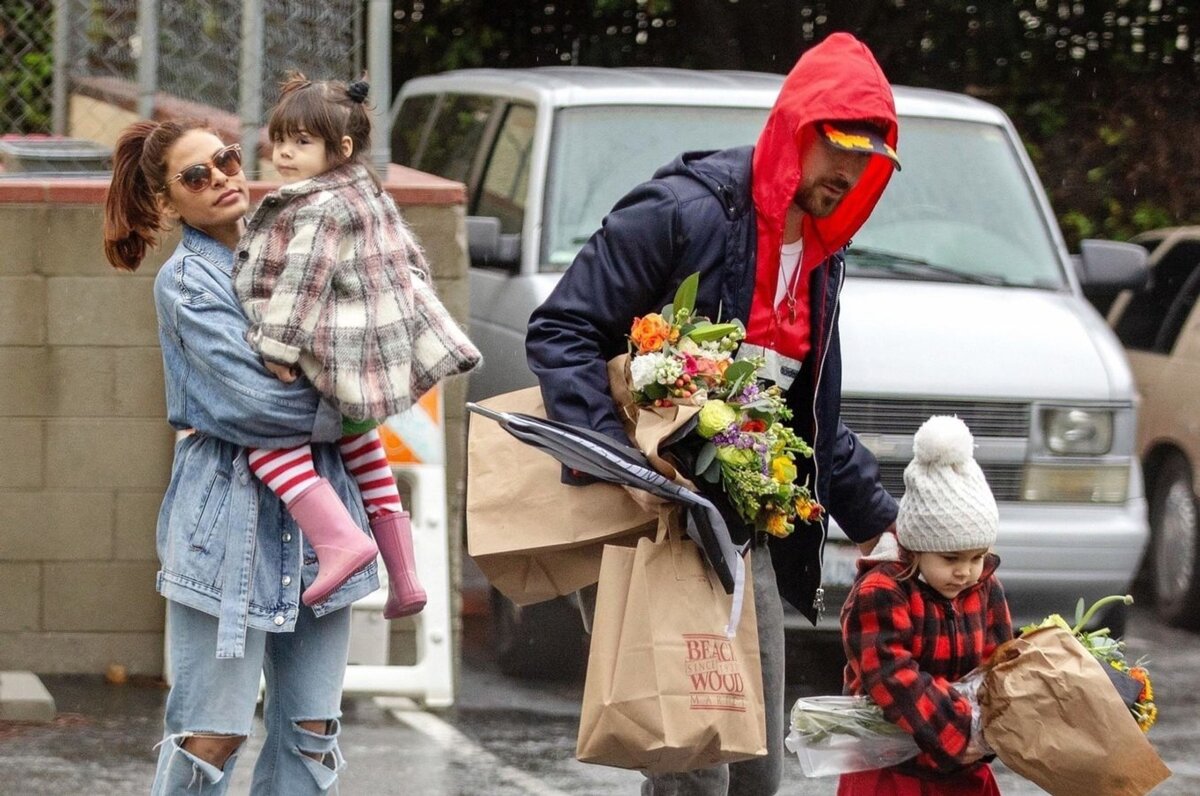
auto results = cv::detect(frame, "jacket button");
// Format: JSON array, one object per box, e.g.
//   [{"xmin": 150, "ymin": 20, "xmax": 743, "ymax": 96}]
[
  {"xmin": 273, "ymin": 615, "xmax": 285, "ymax": 626},
  {"xmin": 281, "ymin": 576, "xmax": 292, "ymax": 586},
  {"xmin": 237, "ymin": 249, "xmax": 249, "ymax": 260},
  {"xmin": 282, "ymin": 532, "xmax": 292, "ymax": 542}
]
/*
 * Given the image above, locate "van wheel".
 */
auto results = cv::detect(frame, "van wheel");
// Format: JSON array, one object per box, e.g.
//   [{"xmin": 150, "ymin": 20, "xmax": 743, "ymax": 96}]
[
  {"xmin": 1148, "ymin": 455, "xmax": 1200, "ymax": 629},
  {"xmin": 492, "ymin": 590, "xmax": 586, "ymax": 680}
]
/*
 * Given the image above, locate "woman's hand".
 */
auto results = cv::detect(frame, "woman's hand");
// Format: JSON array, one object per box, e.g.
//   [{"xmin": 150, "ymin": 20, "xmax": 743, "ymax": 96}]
[{"xmin": 264, "ymin": 360, "xmax": 299, "ymax": 383}]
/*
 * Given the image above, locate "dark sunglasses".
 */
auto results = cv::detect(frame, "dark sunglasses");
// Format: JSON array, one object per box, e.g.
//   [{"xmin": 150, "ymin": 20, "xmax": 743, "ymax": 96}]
[{"xmin": 162, "ymin": 144, "xmax": 243, "ymax": 193}]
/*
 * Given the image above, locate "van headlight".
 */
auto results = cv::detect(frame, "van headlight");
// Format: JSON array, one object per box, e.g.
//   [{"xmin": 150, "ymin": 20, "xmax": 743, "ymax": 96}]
[
  {"xmin": 1022, "ymin": 464, "xmax": 1129, "ymax": 503},
  {"xmin": 1040, "ymin": 407, "xmax": 1113, "ymax": 455}
]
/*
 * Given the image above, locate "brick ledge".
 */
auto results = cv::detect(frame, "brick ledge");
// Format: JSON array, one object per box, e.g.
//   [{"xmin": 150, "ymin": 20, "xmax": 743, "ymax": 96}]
[{"xmin": 0, "ymin": 164, "xmax": 464, "ymax": 207}]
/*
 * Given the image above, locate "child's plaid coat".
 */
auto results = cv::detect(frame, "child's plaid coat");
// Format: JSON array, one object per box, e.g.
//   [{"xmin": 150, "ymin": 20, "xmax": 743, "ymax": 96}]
[
  {"xmin": 234, "ymin": 163, "xmax": 480, "ymax": 421},
  {"xmin": 840, "ymin": 553, "xmax": 1013, "ymax": 776}
]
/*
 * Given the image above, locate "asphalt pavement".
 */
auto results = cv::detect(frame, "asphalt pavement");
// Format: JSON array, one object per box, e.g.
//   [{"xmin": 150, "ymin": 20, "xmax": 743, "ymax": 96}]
[{"xmin": 0, "ymin": 606, "xmax": 1196, "ymax": 795}]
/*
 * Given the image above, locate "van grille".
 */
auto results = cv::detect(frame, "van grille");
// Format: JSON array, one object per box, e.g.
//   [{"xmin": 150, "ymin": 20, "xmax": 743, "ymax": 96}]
[
  {"xmin": 878, "ymin": 461, "xmax": 1025, "ymax": 503},
  {"xmin": 841, "ymin": 398, "xmax": 1030, "ymax": 438}
]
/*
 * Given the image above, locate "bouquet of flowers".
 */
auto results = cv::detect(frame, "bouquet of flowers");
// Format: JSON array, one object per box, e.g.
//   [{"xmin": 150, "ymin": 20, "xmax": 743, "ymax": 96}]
[
  {"xmin": 624, "ymin": 273, "xmax": 823, "ymax": 538},
  {"xmin": 1020, "ymin": 593, "xmax": 1157, "ymax": 732}
]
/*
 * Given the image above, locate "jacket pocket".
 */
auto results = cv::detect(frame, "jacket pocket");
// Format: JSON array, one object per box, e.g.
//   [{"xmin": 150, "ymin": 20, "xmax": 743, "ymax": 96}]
[{"xmin": 188, "ymin": 468, "xmax": 231, "ymax": 552}]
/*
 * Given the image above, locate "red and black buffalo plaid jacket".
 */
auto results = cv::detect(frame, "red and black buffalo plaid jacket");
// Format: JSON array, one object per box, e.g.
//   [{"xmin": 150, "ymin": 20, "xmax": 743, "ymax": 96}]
[{"xmin": 840, "ymin": 553, "xmax": 1013, "ymax": 776}]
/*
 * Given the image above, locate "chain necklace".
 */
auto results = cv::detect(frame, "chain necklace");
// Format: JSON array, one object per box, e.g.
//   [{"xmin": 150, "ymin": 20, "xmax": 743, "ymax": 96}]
[{"xmin": 777, "ymin": 246, "xmax": 803, "ymax": 325}]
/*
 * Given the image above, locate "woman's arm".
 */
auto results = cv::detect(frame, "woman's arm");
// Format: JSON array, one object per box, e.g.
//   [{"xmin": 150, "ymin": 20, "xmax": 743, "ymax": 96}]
[{"xmin": 160, "ymin": 255, "xmax": 342, "ymax": 448}]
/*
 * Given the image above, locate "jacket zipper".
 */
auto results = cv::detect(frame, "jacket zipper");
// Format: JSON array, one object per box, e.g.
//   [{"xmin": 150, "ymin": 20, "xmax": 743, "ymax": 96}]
[{"xmin": 812, "ymin": 254, "xmax": 846, "ymax": 618}]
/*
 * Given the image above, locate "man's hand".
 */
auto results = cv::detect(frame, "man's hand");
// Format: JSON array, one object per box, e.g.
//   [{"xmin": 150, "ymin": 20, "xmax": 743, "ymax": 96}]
[
  {"xmin": 265, "ymin": 360, "xmax": 299, "ymax": 383},
  {"xmin": 857, "ymin": 522, "xmax": 897, "ymax": 555},
  {"xmin": 622, "ymin": 484, "xmax": 670, "ymax": 514}
]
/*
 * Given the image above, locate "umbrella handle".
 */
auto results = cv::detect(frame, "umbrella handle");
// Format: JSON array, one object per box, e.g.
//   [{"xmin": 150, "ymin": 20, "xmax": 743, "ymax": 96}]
[{"xmin": 465, "ymin": 402, "xmax": 504, "ymax": 422}]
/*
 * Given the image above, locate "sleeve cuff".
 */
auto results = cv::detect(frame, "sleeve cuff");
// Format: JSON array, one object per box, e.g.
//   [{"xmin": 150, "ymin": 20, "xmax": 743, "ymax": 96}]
[{"xmin": 257, "ymin": 334, "xmax": 303, "ymax": 366}]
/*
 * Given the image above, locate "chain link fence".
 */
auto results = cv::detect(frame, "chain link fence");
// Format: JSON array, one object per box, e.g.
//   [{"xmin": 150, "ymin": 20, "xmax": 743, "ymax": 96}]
[
  {"xmin": 1, "ymin": 0, "xmax": 54, "ymax": 134},
  {"xmin": 2, "ymin": 0, "xmax": 386, "ymax": 174}
]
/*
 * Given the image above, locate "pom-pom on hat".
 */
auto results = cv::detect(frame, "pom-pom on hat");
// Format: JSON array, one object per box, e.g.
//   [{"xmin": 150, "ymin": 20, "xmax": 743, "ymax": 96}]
[{"xmin": 896, "ymin": 416, "xmax": 999, "ymax": 553}]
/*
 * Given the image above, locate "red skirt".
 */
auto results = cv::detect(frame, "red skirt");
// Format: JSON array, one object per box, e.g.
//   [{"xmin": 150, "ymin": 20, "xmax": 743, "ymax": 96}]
[{"xmin": 837, "ymin": 764, "xmax": 1000, "ymax": 796}]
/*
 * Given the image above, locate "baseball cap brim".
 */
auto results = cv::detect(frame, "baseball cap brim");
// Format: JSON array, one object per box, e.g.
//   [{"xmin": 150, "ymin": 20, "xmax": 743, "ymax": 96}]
[{"xmin": 819, "ymin": 121, "xmax": 901, "ymax": 170}]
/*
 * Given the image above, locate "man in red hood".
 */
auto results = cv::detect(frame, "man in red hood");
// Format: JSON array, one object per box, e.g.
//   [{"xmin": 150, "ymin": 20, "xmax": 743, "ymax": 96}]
[{"xmin": 528, "ymin": 32, "xmax": 901, "ymax": 794}]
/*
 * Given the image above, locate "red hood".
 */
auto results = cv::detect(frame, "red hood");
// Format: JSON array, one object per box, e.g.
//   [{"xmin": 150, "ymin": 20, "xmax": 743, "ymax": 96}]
[{"xmin": 752, "ymin": 32, "xmax": 899, "ymax": 277}]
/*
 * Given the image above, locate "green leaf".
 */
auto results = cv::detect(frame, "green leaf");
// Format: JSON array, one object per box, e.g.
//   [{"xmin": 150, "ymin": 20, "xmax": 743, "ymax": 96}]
[
  {"xmin": 1074, "ymin": 597, "xmax": 1086, "ymax": 628},
  {"xmin": 687, "ymin": 322, "xmax": 741, "ymax": 343},
  {"xmin": 696, "ymin": 442, "xmax": 717, "ymax": 475},
  {"xmin": 673, "ymin": 272, "xmax": 699, "ymax": 318},
  {"xmin": 724, "ymin": 360, "xmax": 756, "ymax": 385}
]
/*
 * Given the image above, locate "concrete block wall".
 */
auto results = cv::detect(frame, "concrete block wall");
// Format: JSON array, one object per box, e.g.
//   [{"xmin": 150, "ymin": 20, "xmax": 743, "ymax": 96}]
[{"xmin": 0, "ymin": 168, "xmax": 469, "ymax": 675}]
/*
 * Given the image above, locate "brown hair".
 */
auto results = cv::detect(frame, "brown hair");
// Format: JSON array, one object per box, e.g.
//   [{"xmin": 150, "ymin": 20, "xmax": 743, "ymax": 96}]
[
  {"xmin": 103, "ymin": 119, "xmax": 210, "ymax": 272},
  {"xmin": 268, "ymin": 71, "xmax": 376, "ymax": 182}
]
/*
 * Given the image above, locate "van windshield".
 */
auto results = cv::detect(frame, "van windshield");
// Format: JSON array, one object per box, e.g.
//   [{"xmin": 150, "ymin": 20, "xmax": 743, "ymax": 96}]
[
  {"xmin": 850, "ymin": 117, "xmax": 1065, "ymax": 288},
  {"xmin": 544, "ymin": 109, "xmax": 1065, "ymax": 289},
  {"xmin": 542, "ymin": 105, "xmax": 766, "ymax": 271}
]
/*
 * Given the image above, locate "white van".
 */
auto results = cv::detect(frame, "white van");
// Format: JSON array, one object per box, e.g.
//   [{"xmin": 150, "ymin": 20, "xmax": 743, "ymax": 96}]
[{"xmin": 391, "ymin": 67, "xmax": 1149, "ymax": 674}]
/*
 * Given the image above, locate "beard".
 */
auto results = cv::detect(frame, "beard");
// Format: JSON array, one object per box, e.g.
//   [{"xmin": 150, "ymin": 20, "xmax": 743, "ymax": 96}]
[{"xmin": 793, "ymin": 176, "xmax": 852, "ymax": 218}]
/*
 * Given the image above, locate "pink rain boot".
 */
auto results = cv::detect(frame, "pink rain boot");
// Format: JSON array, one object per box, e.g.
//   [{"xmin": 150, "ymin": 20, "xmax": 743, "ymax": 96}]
[
  {"xmin": 288, "ymin": 479, "xmax": 379, "ymax": 606},
  {"xmin": 371, "ymin": 511, "xmax": 427, "ymax": 618}
]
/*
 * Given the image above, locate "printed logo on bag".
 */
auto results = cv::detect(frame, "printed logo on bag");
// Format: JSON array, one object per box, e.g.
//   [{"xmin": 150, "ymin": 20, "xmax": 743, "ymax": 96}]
[{"xmin": 683, "ymin": 633, "xmax": 747, "ymax": 712}]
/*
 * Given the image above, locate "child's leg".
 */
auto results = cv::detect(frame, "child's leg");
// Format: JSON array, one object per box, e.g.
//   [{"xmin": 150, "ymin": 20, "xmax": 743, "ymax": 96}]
[
  {"xmin": 247, "ymin": 446, "xmax": 321, "ymax": 506},
  {"xmin": 339, "ymin": 429, "xmax": 426, "ymax": 618},
  {"xmin": 338, "ymin": 430, "xmax": 403, "ymax": 515},
  {"xmin": 247, "ymin": 445, "xmax": 377, "ymax": 607}
]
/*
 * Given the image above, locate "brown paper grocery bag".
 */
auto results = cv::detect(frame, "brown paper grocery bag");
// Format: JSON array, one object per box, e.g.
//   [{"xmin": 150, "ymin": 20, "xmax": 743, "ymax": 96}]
[
  {"xmin": 576, "ymin": 520, "xmax": 766, "ymax": 773},
  {"xmin": 466, "ymin": 386, "xmax": 657, "ymax": 605},
  {"xmin": 980, "ymin": 626, "xmax": 1170, "ymax": 796}
]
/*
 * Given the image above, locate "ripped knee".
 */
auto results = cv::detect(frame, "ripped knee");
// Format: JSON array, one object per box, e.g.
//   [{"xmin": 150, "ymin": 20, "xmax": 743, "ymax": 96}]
[
  {"xmin": 180, "ymin": 733, "xmax": 246, "ymax": 769},
  {"xmin": 292, "ymin": 718, "xmax": 344, "ymax": 789}
]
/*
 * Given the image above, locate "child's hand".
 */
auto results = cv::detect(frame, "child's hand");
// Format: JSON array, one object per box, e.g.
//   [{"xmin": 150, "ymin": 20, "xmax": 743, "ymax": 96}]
[{"xmin": 265, "ymin": 360, "xmax": 299, "ymax": 383}]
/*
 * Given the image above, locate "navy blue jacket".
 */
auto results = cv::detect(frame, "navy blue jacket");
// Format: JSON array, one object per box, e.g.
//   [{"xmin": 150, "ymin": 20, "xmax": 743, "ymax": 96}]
[{"xmin": 526, "ymin": 146, "xmax": 898, "ymax": 623}]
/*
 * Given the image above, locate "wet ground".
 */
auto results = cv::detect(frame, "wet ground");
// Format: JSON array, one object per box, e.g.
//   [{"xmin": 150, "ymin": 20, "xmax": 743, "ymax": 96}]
[{"xmin": 0, "ymin": 605, "xmax": 1196, "ymax": 795}]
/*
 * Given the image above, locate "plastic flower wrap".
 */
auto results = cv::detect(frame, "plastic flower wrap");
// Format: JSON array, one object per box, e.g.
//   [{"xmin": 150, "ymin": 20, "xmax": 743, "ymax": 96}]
[
  {"xmin": 625, "ymin": 273, "xmax": 823, "ymax": 538},
  {"xmin": 1021, "ymin": 594, "xmax": 1157, "ymax": 732}
]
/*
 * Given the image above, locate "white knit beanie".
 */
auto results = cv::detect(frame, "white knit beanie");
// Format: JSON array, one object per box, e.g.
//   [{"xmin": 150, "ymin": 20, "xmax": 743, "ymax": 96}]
[{"xmin": 896, "ymin": 416, "xmax": 999, "ymax": 553}]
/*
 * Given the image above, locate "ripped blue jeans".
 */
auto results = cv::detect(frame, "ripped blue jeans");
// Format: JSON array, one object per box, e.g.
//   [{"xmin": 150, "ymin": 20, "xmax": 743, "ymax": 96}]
[{"xmin": 151, "ymin": 600, "xmax": 352, "ymax": 795}]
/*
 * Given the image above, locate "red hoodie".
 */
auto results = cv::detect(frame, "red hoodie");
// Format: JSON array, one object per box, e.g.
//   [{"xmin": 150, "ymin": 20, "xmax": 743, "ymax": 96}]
[{"xmin": 746, "ymin": 32, "xmax": 899, "ymax": 360}]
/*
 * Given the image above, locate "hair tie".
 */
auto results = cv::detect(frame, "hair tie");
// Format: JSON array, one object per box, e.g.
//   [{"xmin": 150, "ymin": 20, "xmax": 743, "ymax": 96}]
[{"xmin": 347, "ymin": 80, "xmax": 370, "ymax": 103}]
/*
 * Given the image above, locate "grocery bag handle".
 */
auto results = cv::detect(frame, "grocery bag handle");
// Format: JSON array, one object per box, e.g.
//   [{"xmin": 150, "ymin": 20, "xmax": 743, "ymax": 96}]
[{"xmin": 656, "ymin": 508, "xmax": 746, "ymax": 638}]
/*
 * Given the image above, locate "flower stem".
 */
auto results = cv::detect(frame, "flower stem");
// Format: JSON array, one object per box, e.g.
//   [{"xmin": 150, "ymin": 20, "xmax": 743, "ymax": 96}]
[{"xmin": 1072, "ymin": 594, "xmax": 1134, "ymax": 634}]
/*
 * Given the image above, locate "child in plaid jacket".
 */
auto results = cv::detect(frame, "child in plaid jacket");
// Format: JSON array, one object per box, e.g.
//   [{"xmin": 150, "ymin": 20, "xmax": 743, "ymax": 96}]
[
  {"xmin": 232, "ymin": 73, "xmax": 480, "ymax": 617},
  {"xmin": 838, "ymin": 416, "xmax": 1013, "ymax": 795}
]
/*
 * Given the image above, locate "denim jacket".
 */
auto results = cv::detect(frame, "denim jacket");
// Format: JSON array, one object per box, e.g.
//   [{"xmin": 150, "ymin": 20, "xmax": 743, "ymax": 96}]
[{"xmin": 154, "ymin": 225, "xmax": 379, "ymax": 659}]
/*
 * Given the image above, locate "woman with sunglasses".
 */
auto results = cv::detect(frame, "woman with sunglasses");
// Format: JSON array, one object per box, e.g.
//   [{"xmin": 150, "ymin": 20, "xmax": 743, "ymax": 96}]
[{"xmin": 104, "ymin": 119, "xmax": 374, "ymax": 794}]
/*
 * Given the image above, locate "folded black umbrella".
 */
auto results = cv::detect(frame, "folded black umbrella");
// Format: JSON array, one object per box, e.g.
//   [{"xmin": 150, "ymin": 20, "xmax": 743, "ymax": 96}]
[{"xmin": 467, "ymin": 403, "xmax": 746, "ymax": 594}]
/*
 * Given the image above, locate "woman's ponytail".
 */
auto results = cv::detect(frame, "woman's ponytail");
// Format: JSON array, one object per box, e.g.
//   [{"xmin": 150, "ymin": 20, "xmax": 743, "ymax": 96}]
[
  {"xmin": 103, "ymin": 118, "xmax": 203, "ymax": 272},
  {"xmin": 103, "ymin": 122, "xmax": 162, "ymax": 271}
]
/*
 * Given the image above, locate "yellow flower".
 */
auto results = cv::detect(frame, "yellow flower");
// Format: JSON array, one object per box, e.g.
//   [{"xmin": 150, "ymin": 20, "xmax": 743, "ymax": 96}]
[
  {"xmin": 770, "ymin": 455, "xmax": 797, "ymax": 484},
  {"xmin": 765, "ymin": 512, "xmax": 790, "ymax": 538}
]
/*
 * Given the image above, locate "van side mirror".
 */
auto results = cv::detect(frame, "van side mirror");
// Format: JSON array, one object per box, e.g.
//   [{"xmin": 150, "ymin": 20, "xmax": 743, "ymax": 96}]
[
  {"xmin": 1074, "ymin": 239, "xmax": 1148, "ymax": 301},
  {"xmin": 467, "ymin": 216, "xmax": 521, "ymax": 269}
]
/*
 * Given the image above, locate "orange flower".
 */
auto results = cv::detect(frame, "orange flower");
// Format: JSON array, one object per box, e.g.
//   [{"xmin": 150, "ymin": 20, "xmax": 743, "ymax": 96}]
[{"xmin": 630, "ymin": 313, "xmax": 674, "ymax": 353}]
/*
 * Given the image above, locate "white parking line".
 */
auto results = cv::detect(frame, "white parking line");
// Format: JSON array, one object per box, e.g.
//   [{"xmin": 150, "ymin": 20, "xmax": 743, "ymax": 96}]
[{"xmin": 378, "ymin": 698, "xmax": 572, "ymax": 796}]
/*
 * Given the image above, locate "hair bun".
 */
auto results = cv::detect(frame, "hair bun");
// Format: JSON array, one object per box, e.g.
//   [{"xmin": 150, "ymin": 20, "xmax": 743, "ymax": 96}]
[{"xmin": 347, "ymin": 80, "xmax": 370, "ymax": 103}]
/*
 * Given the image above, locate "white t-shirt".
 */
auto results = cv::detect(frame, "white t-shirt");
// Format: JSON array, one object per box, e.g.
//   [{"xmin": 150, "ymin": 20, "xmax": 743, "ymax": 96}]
[
  {"xmin": 773, "ymin": 238, "xmax": 804, "ymax": 307},
  {"xmin": 739, "ymin": 239, "xmax": 805, "ymax": 390}
]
